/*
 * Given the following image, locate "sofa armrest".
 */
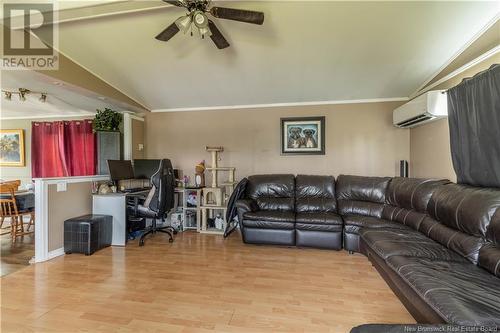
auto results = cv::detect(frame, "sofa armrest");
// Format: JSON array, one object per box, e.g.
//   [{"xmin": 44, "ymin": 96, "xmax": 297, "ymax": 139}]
[{"xmin": 235, "ymin": 199, "xmax": 258, "ymax": 213}]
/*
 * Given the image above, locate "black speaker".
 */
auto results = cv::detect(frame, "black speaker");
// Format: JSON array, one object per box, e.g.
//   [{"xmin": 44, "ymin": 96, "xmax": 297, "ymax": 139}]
[{"xmin": 400, "ymin": 160, "xmax": 409, "ymax": 178}]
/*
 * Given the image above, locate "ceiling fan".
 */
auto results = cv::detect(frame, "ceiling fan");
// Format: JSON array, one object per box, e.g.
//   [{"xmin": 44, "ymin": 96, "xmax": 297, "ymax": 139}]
[{"xmin": 155, "ymin": 0, "xmax": 264, "ymax": 49}]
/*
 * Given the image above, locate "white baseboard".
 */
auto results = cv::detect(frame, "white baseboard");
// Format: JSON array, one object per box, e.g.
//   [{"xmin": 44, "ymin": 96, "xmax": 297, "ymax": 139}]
[{"xmin": 47, "ymin": 247, "xmax": 65, "ymax": 260}]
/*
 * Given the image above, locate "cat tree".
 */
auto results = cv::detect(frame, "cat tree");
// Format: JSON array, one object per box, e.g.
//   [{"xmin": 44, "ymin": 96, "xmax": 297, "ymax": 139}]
[{"xmin": 200, "ymin": 146, "xmax": 236, "ymax": 234}]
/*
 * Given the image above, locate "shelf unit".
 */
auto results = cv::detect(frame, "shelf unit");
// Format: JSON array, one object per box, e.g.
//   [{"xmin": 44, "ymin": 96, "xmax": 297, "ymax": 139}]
[
  {"xmin": 200, "ymin": 205, "xmax": 227, "ymax": 235},
  {"xmin": 174, "ymin": 187, "xmax": 202, "ymax": 231}
]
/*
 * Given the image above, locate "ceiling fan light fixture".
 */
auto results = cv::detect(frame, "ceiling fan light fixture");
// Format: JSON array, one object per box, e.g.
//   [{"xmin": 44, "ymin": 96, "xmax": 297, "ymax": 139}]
[
  {"xmin": 4, "ymin": 91, "xmax": 12, "ymax": 101},
  {"xmin": 198, "ymin": 26, "xmax": 211, "ymax": 38},
  {"xmin": 175, "ymin": 15, "xmax": 192, "ymax": 33},
  {"xmin": 193, "ymin": 11, "xmax": 208, "ymax": 28},
  {"xmin": 157, "ymin": 0, "xmax": 264, "ymax": 49},
  {"xmin": 39, "ymin": 93, "xmax": 47, "ymax": 103}
]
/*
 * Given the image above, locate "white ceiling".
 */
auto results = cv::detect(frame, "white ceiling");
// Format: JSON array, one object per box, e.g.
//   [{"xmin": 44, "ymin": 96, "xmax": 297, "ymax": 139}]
[
  {"xmin": 24, "ymin": 1, "xmax": 500, "ymax": 110},
  {"xmin": 1, "ymin": 70, "xmax": 131, "ymax": 119}
]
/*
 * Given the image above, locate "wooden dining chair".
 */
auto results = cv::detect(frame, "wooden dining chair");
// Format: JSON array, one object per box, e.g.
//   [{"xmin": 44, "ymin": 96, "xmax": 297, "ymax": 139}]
[
  {"xmin": 0, "ymin": 184, "xmax": 34, "ymax": 242},
  {"xmin": 0, "ymin": 180, "xmax": 21, "ymax": 191}
]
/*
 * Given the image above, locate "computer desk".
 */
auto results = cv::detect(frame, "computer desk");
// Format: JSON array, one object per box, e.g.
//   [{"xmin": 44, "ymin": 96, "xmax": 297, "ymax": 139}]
[{"xmin": 92, "ymin": 190, "xmax": 150, "ymax": 246}]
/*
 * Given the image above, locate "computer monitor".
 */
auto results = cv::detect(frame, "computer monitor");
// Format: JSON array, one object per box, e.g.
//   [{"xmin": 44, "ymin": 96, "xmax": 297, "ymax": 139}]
[
  {"xmin": 133, "ymin": 159, "xmax": 161, "ymax": 180},
  {"xmin": 107, "ymin": 160, "xmax": 134, "ymax": 181}
]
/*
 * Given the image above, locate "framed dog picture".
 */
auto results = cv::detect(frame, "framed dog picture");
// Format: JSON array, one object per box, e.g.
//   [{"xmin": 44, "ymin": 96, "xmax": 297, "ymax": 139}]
[
  {"xmin": 281, "ymin": 116, "xmax": 325, "ymax": 155},
  {"xmin": 0, "ymin": 129, "xmax": 25, "ymax": 167}
]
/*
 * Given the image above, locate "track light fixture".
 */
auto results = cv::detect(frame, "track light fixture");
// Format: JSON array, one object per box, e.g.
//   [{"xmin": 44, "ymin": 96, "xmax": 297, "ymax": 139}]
[
  {"xmin": 1, "ymin": 88, "xmax": 48, "ymax": 102},
  {"xmin": 19, "ymin": 89, "xmax": 27, "ymax": 101}
]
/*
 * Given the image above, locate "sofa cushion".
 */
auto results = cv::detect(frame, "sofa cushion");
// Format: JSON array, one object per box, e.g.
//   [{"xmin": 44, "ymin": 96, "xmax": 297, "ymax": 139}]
[
  {"xmin": 256, "ymin": 197, "xmax": 295, "ymax": 211},
  {"xmin": 296, "ymin": 212, "xmax": 342, "ymax": 225},
  {"xmin": 479, "ymin": 209, "xmax": 500, "ymax": 277},
  {"xmin": 428, "ymin": 183, "xmax": 500, "ymax": 238},
  {"xmin": 385, "ymin": 178, "xmax": 449, "ymax": 213},
  {"xmin": 418, "ymin": 216, "xmax": 486, "ymax": 264},
  {"xmin": 244, "ymin": 210, "xmax": 295, "ymax": 223},
  {"xmin": 246, "ymin": 174, "xmax": 295, "ymax": 211},
  {"xmin": 336, "ymin": 175, "xmax": 391, "ymax": 217},
  {"xmin": 344, "ymin": 215, "xmax": 408, "ymax": 230},
  {"xmin": 479, "ymin": 243, "xmax": 500, "ymax": 277},
  {"xmin": 295, "ymin": 223, "xmax": 342, "ymax": 232},
  {"xmin": 360, "ymin": 228, "xmax": 468, "ymax": 263},
  {"xmin": 243, "ymin": 210, "xmax": 295, "ymax": 230},
  {"xmin": 381, "ymin": 206, "xmax": 428, "ymax": 231},
  {"xmin": 386, "ymin": 256, "xmax": 500, "ymax": 326},
  {"xmin": 295, "ymin": 175, "xmax": 336, "ymax": 213}
]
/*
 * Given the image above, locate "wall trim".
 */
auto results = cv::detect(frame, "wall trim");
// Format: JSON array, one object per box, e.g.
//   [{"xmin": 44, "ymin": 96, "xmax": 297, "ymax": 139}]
[
  {"xmin": 151, "ymin": 97, "xmax": 409, "ymax": 113},
  {"xmin": 48, "ymin": 247, "xmax": 65, "ymax": 260},
  {"xmin": 409, "ymin": 45, "xmax": 500, "ymax": 99},
  {"xmin": 123, "ymin": 113, "xmax": 132, "ymax": 160},
  {"xmin": 34, "ymin": 180, "xmax": 49, "ymax": 263},
  {"xmin": 411, "ymin": 14, "xmax": 499, "ymax": 97},
  {"xmin": 129, "ymin": 114, "xmax": 145, "ymax": 121}
]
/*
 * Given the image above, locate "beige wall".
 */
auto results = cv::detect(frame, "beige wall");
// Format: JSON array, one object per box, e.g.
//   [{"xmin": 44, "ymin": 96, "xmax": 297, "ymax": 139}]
[
  {"xmin": 145, "ymin": 101, "xmax": 409, "ymax": 180},
  {"xmin": 48, "ymin": 182, "xmax": 93, "ymax": 251},
  {"xmin": 410, "ymin": 54, "xmax": 500, "ymax": 181},
  {"xmin": 410, "ymin": 118, "xmax": 454, "ymax": 180},
  {"xmin": 131, "ymin": 118, "xmax": 145, "ymax": 159},
  {"xmin": 0, "ymin": 116, "xmax": 90, "ymax": 186}
]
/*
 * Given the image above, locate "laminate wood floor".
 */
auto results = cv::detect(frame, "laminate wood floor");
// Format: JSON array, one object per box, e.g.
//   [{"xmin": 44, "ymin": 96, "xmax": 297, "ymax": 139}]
[
  {"xmin": 0, "ymin": 229, "xmax": 35, "ymax": 277},
  {"xmin": 0, "ymin": 231, "xmax": 414, "ymax": 333}
]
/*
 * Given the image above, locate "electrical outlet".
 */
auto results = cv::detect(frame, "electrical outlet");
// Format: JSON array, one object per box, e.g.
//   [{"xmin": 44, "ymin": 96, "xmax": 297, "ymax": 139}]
[{"xmin": 138, "ymin": 144, "xmax": 144, "ymax": 151}]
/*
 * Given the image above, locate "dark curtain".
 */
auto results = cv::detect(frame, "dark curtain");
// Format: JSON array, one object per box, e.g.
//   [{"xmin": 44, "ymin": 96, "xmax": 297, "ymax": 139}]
[
  {"xmin": 32, "ymin": 120, "xmax": 96, "ymax": 178},
  {"xmin": 447, "ymin": 64, "xmax": 500, "ymax": 187}
]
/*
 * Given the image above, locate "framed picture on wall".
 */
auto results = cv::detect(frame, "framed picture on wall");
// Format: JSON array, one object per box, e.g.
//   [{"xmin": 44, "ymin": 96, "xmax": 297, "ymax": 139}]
[
  {"xmin": 281, "ymin": 116, "xmax": 325, "ymax": 155},
  {"xmin": 0, "ymin": 129, "xmax": 25, "ymax": 167}
]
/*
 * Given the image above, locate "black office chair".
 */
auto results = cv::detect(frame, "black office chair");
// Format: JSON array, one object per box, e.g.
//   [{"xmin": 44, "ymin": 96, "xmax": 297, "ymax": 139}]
[{"xmin": 136, "ymin": 159, "xmax": 176, "ymax": 246}]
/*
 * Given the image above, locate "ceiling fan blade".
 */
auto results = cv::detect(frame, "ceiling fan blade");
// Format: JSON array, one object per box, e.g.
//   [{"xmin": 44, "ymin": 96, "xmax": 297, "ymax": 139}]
[
  {"xmin": 163, "ymin": 0, "xmax": 185, "ymax": 7},
  {"xmin": 210, "ymin": 7, "xmax": 264, "ymax": 25},
  {"xmin": 208, "ymin": 20, "xmax": 229, "ymax": 49},
  {"xmin": 155, "ymin": 22, "xmax": 180, "ymax": 42}
]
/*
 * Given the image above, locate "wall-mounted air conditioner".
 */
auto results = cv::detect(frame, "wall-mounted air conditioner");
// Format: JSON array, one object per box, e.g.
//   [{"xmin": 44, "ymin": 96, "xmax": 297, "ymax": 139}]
[{"xmin": 393, "ymin": 90, "xmax": 448, "ymax": 128}]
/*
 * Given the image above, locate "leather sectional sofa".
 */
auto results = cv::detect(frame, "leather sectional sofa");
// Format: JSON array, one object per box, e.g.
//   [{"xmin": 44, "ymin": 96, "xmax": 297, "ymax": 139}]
[{"xmin": 234, "ymin": 174, "xmax": 500, "ymax": 326}]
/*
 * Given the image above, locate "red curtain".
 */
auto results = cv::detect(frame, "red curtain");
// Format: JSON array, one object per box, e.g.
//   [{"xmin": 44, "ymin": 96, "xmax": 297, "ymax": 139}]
[{"xmin": 32, "ymin": 120, "xmax": 96, "ymax": 178}]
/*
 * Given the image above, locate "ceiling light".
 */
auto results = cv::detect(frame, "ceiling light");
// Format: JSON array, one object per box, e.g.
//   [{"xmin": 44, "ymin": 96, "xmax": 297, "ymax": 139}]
[
  {"xmin": 39, "ymin": 93, "xmax": 47, "ymax": 103},
  {"xmin": 97, "ymin": 96, "xmax": 107, "ymax": 100},
  {"xmin": 193, "ymin": 11, "xmax": 208, "ymax": 29},
  {"xmin": 198, "ymin": 26, "xmax": 211, "ymax": 38},
  {"xmin": 53, "ymin": 81, "xmax": 63, "ymax": 86},
  {"xmin": 18, "ymin": 88, "xmax": 30, "ymax": 102},
  {"xmin": 175, "ymin": 15, "xmax": 192, "ymax": 34},
  {"xmin": 4, "ymin": 91, "xmax": 12, "ymax": 101}
]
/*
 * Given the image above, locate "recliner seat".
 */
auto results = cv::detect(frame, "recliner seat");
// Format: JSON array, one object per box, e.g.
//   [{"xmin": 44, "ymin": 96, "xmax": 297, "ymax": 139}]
[
  {"xmin": 336, "ymin": 175, "xmax": 392, "ymax": 252},
  {"xmin": 294, "ymin": 175, "xmax": 342, "ymax": 249},
  {"xmin": 237, "ymin": 174, "xmax": 296, "ymax": 246}
]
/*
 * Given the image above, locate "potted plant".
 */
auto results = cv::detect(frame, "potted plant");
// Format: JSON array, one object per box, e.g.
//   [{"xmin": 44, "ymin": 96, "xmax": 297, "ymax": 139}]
[
  {"xmin": 93, "ymin": 108, "xmax": 122, "ymax": 175},
  {"xmin": 93, "ymin": 108, "xmax": 122, "ymax": 132}
]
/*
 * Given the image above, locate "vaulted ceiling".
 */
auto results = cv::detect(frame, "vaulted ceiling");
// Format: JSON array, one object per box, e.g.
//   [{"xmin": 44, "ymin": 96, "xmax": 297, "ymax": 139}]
[{"xmin": 26, "ymin": 1, "xmax": 500, "ymax": 111}]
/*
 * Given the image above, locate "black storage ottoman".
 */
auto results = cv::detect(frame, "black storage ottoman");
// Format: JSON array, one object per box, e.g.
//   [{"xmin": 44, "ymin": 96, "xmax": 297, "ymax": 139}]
[{"xmin": 64, "ymin": 214, "xmax": 113, "ymax": 255}]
